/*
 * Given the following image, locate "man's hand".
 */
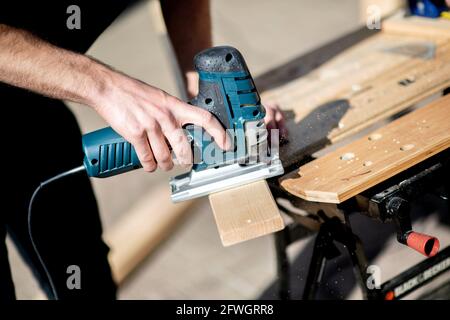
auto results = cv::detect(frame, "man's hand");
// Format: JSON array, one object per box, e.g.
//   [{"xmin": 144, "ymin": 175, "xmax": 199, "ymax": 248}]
[
  {"xmin": 93, "ymin": 72, "xmax": 230, "ymax": 172},
  {"xmin": 263, "ymin": 102, "xmax": 288, "ymax": 139},
  {"xmin": 0, "ymin": 24, "xmax": 230, "ymax": 172}
]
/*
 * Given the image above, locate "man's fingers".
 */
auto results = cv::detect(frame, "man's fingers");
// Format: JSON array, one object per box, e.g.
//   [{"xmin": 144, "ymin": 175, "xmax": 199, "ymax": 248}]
[
  {"xmin": 186, "ymin": 71, "xmax": 199, "ymax": 99},
  {"xmin": 132, "ymin": 134, "xmax": 157, "ymax": 172},
  {"xmin": 164, "ymin": 126, "xmax": 192, "ymax": 168},
  {"xmin": 147, "ymin": 124, "xmax": 174, "ymax": 171},
  {"xmin": 274, "ymin": 109, "xmax": 284, "ymax": 123},
  {"xmin": 264, "ymin": 106, "xmax": 276, "ymax": 131},
  {"xmin": 263, "ymin": 102, "xmax": 288, "ymax": 138},
  {"xmin": 275, "ymin": 109, "xmax": 288, "ymax": 137},
  {"xmin": 178, "ymin": 105, "xmax": 231, "ymax": 151}
]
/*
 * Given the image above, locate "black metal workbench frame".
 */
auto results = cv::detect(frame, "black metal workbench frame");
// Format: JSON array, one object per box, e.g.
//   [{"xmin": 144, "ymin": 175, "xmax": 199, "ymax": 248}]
[{"xmin": 269, "ymin": 145, "xmax": 450, "ymax": 300}]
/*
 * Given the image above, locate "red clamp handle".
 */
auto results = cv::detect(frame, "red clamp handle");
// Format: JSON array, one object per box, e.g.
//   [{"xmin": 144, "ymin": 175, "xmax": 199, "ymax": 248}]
[{"xmin": 406, "ymin": 232, "xmax": 440, "ymax": 257}]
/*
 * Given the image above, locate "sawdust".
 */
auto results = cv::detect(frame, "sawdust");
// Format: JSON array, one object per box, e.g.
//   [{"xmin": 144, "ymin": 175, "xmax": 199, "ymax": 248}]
[
  {"xmin": 368, "ymin": 133, "xmax": 382, "ymax": 141},
  {"xmin": 400, "ymin": 144, "xmax": 415, "ymax": 151},
  {"xmin": 340, "ymin": 152, "xmax": 355, "ymax": 161},
  {"xmin": 363, "ymin": 161, "xmax": 373, "ymax": 167}
]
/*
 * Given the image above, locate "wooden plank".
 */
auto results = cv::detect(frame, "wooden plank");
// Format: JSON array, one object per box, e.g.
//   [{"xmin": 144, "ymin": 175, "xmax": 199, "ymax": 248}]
[
  {"xmin": 255, "ymin": 27, "xmax": 378, "ymax": 93},
  {"xmin": 104, "ymin": 183, "xmax": 195, "ymax": 284},
  {"xmin": 280, "ymin": 94, "xmax": 450, "ymax": 203},
  {"xmin": 261, "ymin": 17, "xmax": 450, "ymax": 168},
  {"xmin": 208, "ymin": 180, "xmax": 284, "ymax": 246}
]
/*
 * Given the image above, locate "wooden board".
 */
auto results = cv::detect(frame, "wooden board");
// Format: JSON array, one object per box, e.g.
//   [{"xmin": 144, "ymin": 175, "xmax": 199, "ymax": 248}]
[
  {"xmin": 260, "ymin": 16, "xmax": 450, "ymax": 168},
  {"xmin": 280, "ymin": 94, "xmax": 450, "ymax": 203},
  {"xmin": 208, "ymin": 180, "xmax": 284, "ymax": 246}
]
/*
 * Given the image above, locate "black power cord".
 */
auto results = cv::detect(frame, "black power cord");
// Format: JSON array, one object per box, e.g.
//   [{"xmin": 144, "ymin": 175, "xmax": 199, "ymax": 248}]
[{"xmin": 27, "ymin": 165, "xmax": 85, "ymax": 300}]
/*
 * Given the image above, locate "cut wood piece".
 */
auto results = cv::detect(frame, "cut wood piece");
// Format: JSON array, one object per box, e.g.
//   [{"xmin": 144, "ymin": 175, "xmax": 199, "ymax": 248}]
[
  {"xmin": 104, "ymin": 183, "xmax": 196, "ymax": 284},
  {"xmin": 261, "ymin": 16, "xmax": 450, "ymax": 168},
  {"xmin": 280, "ymin": 94, "xmax": 450, "ymax": 203},
  {"xmin": 209, "ymin": 180, "xmax": 284, "ymax": 246}
]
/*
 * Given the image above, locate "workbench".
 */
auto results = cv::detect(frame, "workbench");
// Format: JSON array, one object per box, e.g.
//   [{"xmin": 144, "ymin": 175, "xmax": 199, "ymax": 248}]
[
  {"xmin": 103, "ymin": 13, "xmax": 450, "ymax": 298},
  {"xmin": 246, "ymin": 15, "xmax": 450, "ymax": 300}
]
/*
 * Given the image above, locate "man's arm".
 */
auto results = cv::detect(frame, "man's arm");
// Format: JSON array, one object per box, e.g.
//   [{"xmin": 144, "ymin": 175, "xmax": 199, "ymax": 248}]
[
  {"xmin": 0, "ymin": 24, "xmax": 229, "ymax": 171},
  {"xmin": 0, "ymin": 24, "xmax": 102, "ymax": 105},
  {"xmin": 160, "ymin": 0, "xmax": 211, "ymax": 98}
]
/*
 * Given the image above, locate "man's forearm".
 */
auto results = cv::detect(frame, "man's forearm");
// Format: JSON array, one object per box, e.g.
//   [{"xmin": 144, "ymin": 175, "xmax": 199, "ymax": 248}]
[
  {"xmin": 160, "ymin": 0, "xmax": 212, "ymax": 96},
  {"xmin": 0, "ymin": 24, "xmax": 108, "ymax": 107}
]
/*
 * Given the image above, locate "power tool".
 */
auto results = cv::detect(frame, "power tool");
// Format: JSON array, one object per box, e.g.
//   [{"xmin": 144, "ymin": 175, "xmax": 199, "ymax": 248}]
[
  {"xmin": 408, "ymin": 0, "xmax": 449, "ymax": 18},
  {"xmin": 81, "ymin": 46, "xmax": 284, "ymax": 202}
]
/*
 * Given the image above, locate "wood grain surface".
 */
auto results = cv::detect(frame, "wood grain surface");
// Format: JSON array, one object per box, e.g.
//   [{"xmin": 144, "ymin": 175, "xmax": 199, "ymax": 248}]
[
  {"xmin": 209, "ymin": 180, "xmax": 284, "ymax": 246},
  {"xmin": 280, "ymin": 94, "xmax": 450, "ymax": 203},
  {"xmin": 261, "ymin": 16, "xmax": 450, "ymax": 168}
]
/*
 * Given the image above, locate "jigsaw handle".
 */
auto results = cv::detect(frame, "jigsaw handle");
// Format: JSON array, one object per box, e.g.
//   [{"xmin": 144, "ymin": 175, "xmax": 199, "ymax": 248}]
[
  {"xmin": 82, "ymin": 126, "xmax": 198, "ymax": 178},
  {"xmin": 82, "ymin": 127, "xmax": 141, "ymax": 178}
]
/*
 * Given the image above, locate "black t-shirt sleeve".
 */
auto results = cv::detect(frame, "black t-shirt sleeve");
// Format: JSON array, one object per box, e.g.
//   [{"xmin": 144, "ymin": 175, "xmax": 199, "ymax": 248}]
[{"xmin": 0, "ymin": 0, "xmax": 132, "ymax": 53}]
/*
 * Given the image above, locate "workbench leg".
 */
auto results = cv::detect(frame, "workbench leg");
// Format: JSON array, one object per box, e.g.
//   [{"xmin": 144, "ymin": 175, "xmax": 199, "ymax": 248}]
[
  {"xmin": 274, "ymin": 228, "xmax": 291, "ymax": 300},
  {"xmin": 346, "ymin": 235, "xmax": 374, "ymax": 299},
  {"xmin": 302, "ymin": 238, "xmax": 327, "ymax": 300},
  {"xmin": 302, "ymin": 219, "xmax": 340, "ymax": 300},
  {"xmin": 302, "ymin": 214, "xmax": 375, "ymax": 300},
  {"xmin": 342, "ymin": 214, "xmax": 379, "ymax": 300},
  {"xmin": 447, "ymin": 182, "xmax": 450, "ymax": 219},
  {"xmin": 443, "ymin": 167, "xmax": 450, "ymax": 224}
]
